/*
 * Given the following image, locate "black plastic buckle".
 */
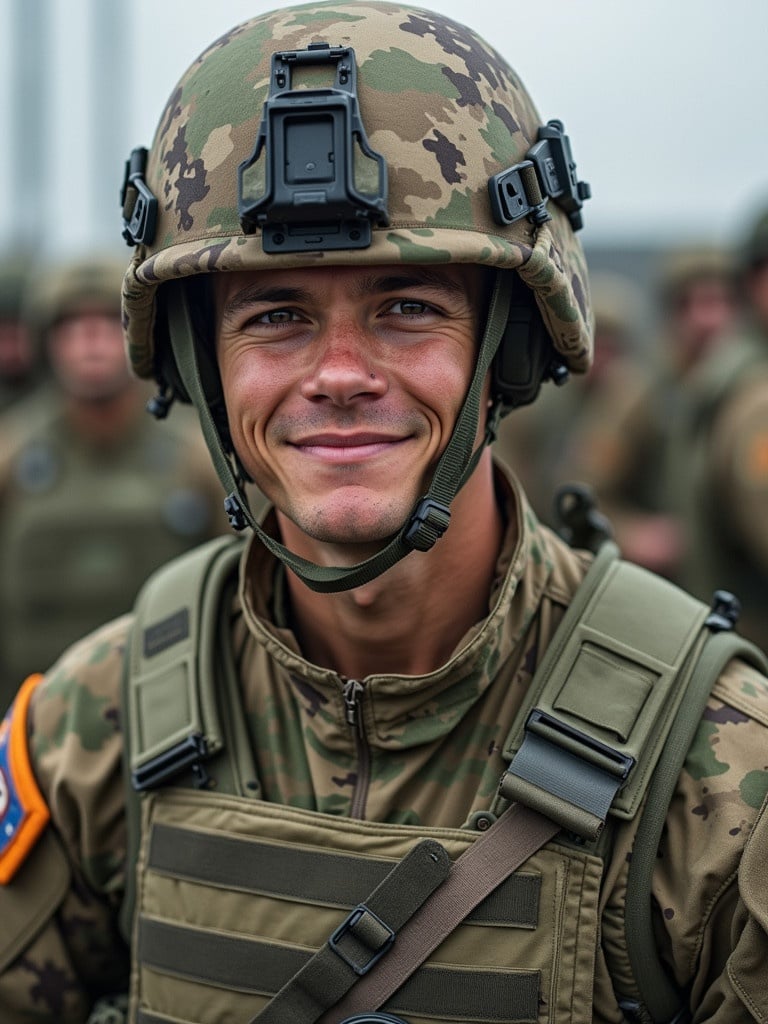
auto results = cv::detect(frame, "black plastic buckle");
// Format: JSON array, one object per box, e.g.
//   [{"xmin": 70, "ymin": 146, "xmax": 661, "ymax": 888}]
[
  {"xmin": 329, "ymin": 905, "xmax": 395, "ymax": 976},
  {"xmin": 488, "ymin": 160, "xmax": 551, "ymax": 228},
  {"xmin": 554, "ymin": 482, "xmax": 614, "ymax": 554},
  {"xmin": 527, "ymin": 120, "xmax": 591, "ymax": 231},
  {"xmin": 404, "ymin": 498, "xmax": 451, "ymax": 552},
  {"xmin": 131, "ymin": 733, "xmax": 210, "ymax": 792},
  {"xmin": 705, "ymin": 589, "xmax": 741, "ymax": 632},
  {"xmin": 224, "ymin": 493, "xmax": 248, "ymax": 531},
  {"xmin": 488, "ymin": 119, "xmax": 590, "ymax": 232},
  {"xmin": 527, "ymin": 709, "xmax": 635, "ymax": 781},
  {"xmin": 238, "ymin": 43, "xmax": 389, "ymax": 252},
  {"xmin": 121, "ymin": 146, "xmax": 158, "ymax": 246}
]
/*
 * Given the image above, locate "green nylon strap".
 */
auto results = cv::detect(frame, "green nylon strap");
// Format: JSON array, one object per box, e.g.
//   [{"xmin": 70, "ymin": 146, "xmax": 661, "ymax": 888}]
[
  {"xmin": 249, "ymin": 838, "xmax": 451, "ymax": 1024},
  {"xmin": 624, "ymin": 630, "xmax": 768, "ymax": 1024},
  {"xmin": 167, "ymin": 269, "xmax": 511, "ymax": 593}
]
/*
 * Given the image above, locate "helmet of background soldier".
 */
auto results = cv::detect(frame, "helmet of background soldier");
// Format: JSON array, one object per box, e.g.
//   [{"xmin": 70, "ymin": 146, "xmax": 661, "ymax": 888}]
[
  {"xmin": 119, "ymin": 1, "xmax": 594, "ymax": 590},
  {"xmin": 24, "ymin": 254, "xmax": 127, "ymax": 356},
  {"xmin": 656, "ymin": 245, "xmax": 736, "ymax": 313}
]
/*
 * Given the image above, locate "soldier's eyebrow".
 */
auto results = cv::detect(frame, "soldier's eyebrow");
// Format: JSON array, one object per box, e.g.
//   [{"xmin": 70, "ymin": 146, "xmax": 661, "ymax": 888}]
[
  {"xmin": 351, "ymin": 271, "xmax": 465, "ymax": 299},
  {"xmin": 221, "ymin": 286, "xmax": 312, "ymax": 320},
  {"xmin": 219, "ymin": 269, "xmax": 467, "ymax": 322}
]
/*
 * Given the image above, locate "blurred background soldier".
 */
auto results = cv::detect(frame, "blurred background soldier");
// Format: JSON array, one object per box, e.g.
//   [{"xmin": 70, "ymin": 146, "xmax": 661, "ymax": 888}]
[
  {"xmin": 493, "ymin": 270, "xmax": 648, "ymax": 537},
  {"xmin": 663, "ymin": 207, "xmax": 768, "ymax": 648},
  {"xmin": 0, "ymin": 251, "xmax": 47, "ymax": 415},
  {"xmin": 0, "ymin": 255, "xmax": 231, "ymax": 704},
  {"xmin": 601, "ymin": 244, "xmax": 739, "ymax": 577}
]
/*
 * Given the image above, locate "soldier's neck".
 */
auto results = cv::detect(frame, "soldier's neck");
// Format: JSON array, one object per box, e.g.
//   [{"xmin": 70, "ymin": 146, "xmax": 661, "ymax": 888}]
[{"xmin": 283, "ymin": 456, "xmax": 507, "ymax": 679}]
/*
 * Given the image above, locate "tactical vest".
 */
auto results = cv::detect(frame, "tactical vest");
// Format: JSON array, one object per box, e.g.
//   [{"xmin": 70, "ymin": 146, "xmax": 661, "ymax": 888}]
[
  {"xmin": 0, "ymin": 411, "xmax": 216, "ymax": 692},
  {"xmin": 120, "ymin": 536, "xmax": 767, "ymax": 1024}
]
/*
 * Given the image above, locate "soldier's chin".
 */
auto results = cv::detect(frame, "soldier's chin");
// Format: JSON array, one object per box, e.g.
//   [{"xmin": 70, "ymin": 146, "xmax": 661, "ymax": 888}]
[{"xmin": 291, "ymin": 497, "xmax": 411, "ymax": 549}]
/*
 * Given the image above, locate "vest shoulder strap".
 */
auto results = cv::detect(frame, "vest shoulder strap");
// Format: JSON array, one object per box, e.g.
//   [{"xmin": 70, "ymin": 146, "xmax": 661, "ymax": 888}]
[
  {"xmin": 119, "ymin": 533, "xmax": 245, "ymax": 942},
  {"xmin": 125, "ymin": 534, "xmax": 245, "ymax": 790}
]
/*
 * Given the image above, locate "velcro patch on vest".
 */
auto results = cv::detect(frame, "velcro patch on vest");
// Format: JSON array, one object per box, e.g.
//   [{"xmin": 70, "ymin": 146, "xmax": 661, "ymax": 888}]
[
  {"xmin": 0, "ymin": 674, "xmax": 51, "ymax": 885},
  {"xmin": 143, "ymin": 608, "xmax": 190, "ymax": 657}
]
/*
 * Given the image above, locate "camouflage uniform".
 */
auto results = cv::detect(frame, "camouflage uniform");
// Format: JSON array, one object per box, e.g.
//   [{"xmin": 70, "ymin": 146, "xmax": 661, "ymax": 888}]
[
  {"xmin": 1, "ymin": 472, "xmax": 767, "ymax": 1023},
  {"xmin": 0, "ymin": 5, "xmax": 767, "ymax": 1023}
]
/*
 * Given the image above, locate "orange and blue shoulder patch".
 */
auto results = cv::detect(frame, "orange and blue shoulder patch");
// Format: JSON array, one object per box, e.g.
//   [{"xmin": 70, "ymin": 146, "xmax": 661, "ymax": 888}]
[{"xmin": 0, "ymin": 673, "xmax": 50, "ymax": 884}]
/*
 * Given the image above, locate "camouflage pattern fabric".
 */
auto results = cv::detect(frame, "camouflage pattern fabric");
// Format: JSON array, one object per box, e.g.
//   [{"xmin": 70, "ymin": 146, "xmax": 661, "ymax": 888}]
[
  {"xmin": 122, "ymin": 1, "xmax": 592, "ymax": 383},
  {"xmin": 0, "ymin": 470, "xmax": 767, "ymax": 1021}
]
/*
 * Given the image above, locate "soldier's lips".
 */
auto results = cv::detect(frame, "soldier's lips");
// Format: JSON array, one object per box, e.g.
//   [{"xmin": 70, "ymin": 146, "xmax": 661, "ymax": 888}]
[{"xmin": 290, "ymin": 432, "xmax": 410, "ymax": 463}]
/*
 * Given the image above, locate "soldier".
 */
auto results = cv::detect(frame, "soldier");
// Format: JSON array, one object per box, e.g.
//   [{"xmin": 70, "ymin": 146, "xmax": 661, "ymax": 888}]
[
  {"xmin": 0, "ymin": 6, "xmax": 767, "ymax": 1024},
  {"xmin": 667, "ymin": 214, "xmax": 768, "ymax": 646},
  {"xmin": 586, "ymin": 246, "xmax": 738, "ymax": 578},
  {"xmin": 493, "ymin": 271, "xmax": 649, "ymax": 533},
  {"xmin": 0, "ymin": 256, "xmax": 230, "ymax": 702}
]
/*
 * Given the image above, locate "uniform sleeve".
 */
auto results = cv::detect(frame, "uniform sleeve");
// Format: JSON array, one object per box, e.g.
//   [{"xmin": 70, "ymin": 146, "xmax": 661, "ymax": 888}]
[
  {"xmin": 653, "ymin": 656, "xmax": 768, "ymax": 1021},
  {"xmin": 0, "ymin": 616, "xmax": 132, "ymax": 1023}
]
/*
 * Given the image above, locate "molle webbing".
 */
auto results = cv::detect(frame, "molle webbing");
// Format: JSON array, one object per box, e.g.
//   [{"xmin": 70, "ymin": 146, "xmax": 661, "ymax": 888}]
[
  {"xmin": 146, "ymin": 822, "xmax": 542, "ymax": 927},
  {"xmin": 138, "ymin": 823, "xmax": 548, "ymax": 1024},
  {"xmin": 499, "ymin": 542, "xmax": 711, "ymax": 840},
  {"xmin": 133, "ymin": 792, "xmax": 604, "ymax": 1024}
]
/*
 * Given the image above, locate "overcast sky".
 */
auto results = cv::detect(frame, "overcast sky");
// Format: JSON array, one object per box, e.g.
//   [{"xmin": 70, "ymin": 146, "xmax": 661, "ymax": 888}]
[{"xmin": 1, "ymin": 0, "xmax": 767, "ymax": 258}]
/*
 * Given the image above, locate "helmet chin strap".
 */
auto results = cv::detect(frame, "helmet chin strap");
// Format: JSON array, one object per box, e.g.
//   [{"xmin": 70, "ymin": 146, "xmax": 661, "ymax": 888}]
[{"xmin": 167, "ymin": 270, "xmax": 511, "ymax": 593}]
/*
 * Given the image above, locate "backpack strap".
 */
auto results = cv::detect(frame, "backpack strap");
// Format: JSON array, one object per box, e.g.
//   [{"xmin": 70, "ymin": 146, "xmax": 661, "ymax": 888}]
[
  {"xmin": 622, "ymin": 629, "xmax": 768, "ymax": 1024},
  {"xmin": 119, "ymin": 534, "xmax": 247, "ymax": 943}
]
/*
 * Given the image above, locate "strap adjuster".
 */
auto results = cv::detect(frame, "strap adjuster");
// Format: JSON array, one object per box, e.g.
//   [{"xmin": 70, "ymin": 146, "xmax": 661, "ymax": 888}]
[
  {"xmin": 499, "ymin": 709, "xmax": 635, "ymax": 840},
  {"xmin": 404, "ymin": 498, "xmax": 451, "ymax": 552},
  {"xmin": 131, "ymin": 733, "xmax": 211, "ymax": 792},
  {"xmin": 329, "ymin": 904, "xmax": 395, "ymax": 976}
]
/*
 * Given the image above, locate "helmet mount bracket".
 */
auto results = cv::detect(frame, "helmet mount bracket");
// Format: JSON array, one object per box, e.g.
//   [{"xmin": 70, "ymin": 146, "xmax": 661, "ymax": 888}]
[{"xmin": 238, "ymin": 44, "xmax": 389, "ymax": 253}]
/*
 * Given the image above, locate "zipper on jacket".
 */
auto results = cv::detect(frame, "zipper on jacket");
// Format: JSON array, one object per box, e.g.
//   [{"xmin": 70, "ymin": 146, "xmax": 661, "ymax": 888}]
[{"xmin": 342, "ymin": 678, "xmax": 371, "ymax": 820}]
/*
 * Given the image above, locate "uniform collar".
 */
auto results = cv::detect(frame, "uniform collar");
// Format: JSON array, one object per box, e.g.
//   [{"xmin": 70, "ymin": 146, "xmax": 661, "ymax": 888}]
[{"xmin": 239, "ymin": 463, "xmax": 553, "ymax": 695}]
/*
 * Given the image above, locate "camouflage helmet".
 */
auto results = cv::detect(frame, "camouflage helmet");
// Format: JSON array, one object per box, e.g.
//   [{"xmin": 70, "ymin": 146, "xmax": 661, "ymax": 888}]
[{"xmin": 120, "ymin": 0, "xmax": 593, "ymax": 590}]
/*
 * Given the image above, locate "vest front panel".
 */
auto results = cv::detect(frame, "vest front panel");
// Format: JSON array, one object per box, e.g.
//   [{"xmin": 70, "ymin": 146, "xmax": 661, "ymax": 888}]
[{"xmin": 132, "ymin": 790, "xmax": 603, "ymax": 1024}]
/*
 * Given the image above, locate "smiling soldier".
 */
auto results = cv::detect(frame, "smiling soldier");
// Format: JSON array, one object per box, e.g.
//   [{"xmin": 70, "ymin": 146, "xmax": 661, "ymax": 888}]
[{"xmin": 0, "ymin": 4, "xmax": 767, "ymax": 1024}]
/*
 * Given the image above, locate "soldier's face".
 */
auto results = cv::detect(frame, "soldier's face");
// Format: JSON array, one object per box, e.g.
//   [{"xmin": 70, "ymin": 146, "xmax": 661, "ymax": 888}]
[
  {"xmin": 47, "ymin": 310, "xmax": 131, "ymax": 401},
  {"xmin": 215, "ymin": 263, "xmax": 486, "ymax": 546}
]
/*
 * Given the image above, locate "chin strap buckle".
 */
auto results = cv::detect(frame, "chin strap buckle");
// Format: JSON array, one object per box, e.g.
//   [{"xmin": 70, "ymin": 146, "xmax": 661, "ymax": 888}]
[{"xmin": 404, "ymin": 498, "xmax": 451, "ymax": 552}]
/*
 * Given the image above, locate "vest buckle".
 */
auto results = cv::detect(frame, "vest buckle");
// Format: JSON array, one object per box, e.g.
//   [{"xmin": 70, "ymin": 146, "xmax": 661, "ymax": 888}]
[{"xmin": 329, "ymin": 904, "xmax": 396, "ymax": 976}]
